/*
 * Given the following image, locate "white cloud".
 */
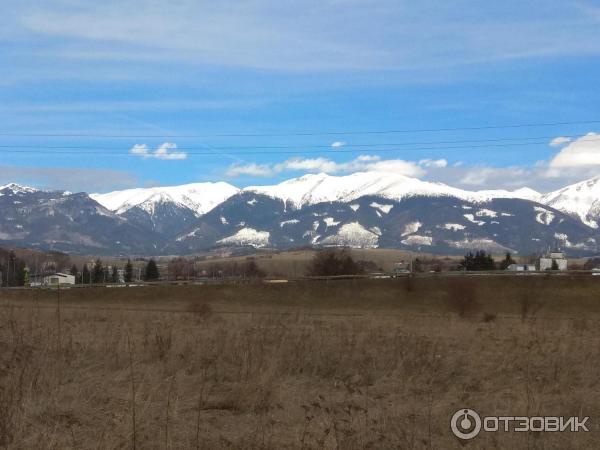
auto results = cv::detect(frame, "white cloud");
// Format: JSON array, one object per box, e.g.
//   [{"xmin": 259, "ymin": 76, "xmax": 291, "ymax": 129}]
[
  {"xmin": 130, "ymin": 142, "xmax": 187, "ymax": 160},
  {"xmin": 224, "ymin": 132, "xmax": 600, "ymax": 192},
  {"xmin": 548, "ymin": 133, "xmax": 600, "ymax": 177},
  {"xmin": 227, "ymin": 154, "xmax": 425, "ymax": 178},
  {"xmin": 550, "ymin": 136, "xmax": 572, "ymax": 147},
  {"xmin": 459, "ymin": 166, "xmax": 528, "ymax": 186},
  {"xmin": 226, "ymin": 163, "xmax": 273, "ymax": 177},
  {"xmin": 419, "ymin": 158, "xmax": 448, "ymax": 168},
  {"xmin": 331, "ymin": 141, "xmax": 346, "ymax": 148}
]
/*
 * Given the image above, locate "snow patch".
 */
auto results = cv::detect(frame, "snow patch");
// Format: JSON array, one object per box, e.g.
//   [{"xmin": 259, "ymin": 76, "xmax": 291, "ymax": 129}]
[
  {"xmin": 217, "ymin": 228, "xmax": 270, "ymax": 248},
  {"xmin": 349, "ymin": 204, "xmax": 360, "ymax": 212},
  {"xmin": 533, "ymin": 206, "xmax": 555, "ymax": 225},
  {"xmin": 443, "ymin": 223, "xmax": 465, "ymax": 231},
  {"xmin": 476, "ymin": 209, "xmax": 497, "ymax": 218},
  {"xmin": 321, "ymin": 222, "xmax": 379, "ymax": 248},
  {"xmin": 370, "ymin": 202, "xmax": 394, "ymax": 214},
  {"xmin": 402, "ymin": 221, "xmax": 422, "ymax": 236},
  {"xmin": 280, "ymin": 219, "xmax": 300, "ymax": 227},
  {"xmin": 463, "ymin": 214, "xmax": 485, "ymax": 226},
  {"xmin": 401, "ymin": 235, "xmax": 432, "ymax": 246},
  {"xmin": 324, "ymin": 217, "xmax": 340, "ymax": 227}
]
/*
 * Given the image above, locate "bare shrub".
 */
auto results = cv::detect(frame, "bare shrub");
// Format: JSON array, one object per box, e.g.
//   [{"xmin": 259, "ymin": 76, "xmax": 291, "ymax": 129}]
[
  {"xmin": 444, "ymin": 277, "xmax": 479, "ymax": 317},
  {"xmin": 306, "ymin": 249, "xmax": 364, "ymax": 276},
  {"xmin": 187, "ymin": 302, "xmax": 213, "ymax": 319},
  {"xmin": 482, "ymin": 312, "xmax": 497, "ymax": 323}
]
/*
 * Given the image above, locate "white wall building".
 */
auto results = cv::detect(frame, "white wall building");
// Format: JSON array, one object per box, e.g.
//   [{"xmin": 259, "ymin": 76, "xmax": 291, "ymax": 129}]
[
  {"xmin": 506, "ymin": 264, "xmax": 537, "ymax": 271},
  {"xmin": 44, "ymin": 273, "xmax": 76, "ymax": 286},
  {"xmin": 539, "ymin": 251, "xmax": 568, "ymax": 271}
]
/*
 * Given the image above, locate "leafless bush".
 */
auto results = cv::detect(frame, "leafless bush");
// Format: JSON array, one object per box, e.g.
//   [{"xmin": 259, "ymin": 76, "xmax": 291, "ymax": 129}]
[
  {"xmin": 187, "ymin": 302, "xmax": 213, "ymax": 319},
  {"xmin": 482, "ymin": 312, "xmax": 497, "ymax": 323},
  {"xmin": 444, "ymin": 277, "xmax": 480, "ymax": 317}
]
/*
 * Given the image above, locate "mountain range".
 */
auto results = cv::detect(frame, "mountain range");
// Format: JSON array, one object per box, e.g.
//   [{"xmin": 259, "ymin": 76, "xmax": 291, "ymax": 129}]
[{"xmin": 1, "ymin": 172, "xmax": 600, "ymax": 257}]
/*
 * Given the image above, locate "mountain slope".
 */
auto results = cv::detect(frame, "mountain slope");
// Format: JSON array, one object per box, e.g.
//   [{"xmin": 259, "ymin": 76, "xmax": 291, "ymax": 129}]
[
  {"xmin": 541, "ymin": 176, "xmax": 600, "ymax": 228},
  {"xmin": 0, "ymin": 184, "xmax": 153, "ymax": 255},
  {"xmin": 168, "ymin": 191, "xmax": 597, "ymax": 256}
]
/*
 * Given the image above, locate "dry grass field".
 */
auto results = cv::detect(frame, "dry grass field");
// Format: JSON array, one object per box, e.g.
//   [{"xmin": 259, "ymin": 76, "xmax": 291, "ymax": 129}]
[
  {"xmin": 190, "ymin": 248, "xmax": 462, "ymax": 277},
  {"xmin": 1, "ymin": 276, "xmax": 600, "ymax": 449}
]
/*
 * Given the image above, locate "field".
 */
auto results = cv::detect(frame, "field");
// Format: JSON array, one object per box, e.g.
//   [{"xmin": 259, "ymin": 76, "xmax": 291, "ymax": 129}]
[{"xmin": 1, "ymin": 276, "xmax": 600, "ymax": 449}]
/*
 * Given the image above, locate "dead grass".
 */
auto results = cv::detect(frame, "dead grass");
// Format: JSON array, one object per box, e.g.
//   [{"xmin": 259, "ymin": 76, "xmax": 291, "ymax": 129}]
[{"xmin": 1, "ymin": 277, "xmax": 600, "ymax": 448}]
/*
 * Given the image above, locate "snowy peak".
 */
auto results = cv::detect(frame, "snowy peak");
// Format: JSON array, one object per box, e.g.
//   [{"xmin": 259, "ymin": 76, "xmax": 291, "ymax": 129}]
[
  {"xmin": 244, "ymin": 171, "xmax": 541, "ymax": 208},
  {"xmin": 541, "ymin": 176, "xmax": 600, "ymax": 228},
  {"xmin": 0, "ymin": 183, "xmax": 38, "ymax": 195},
  {"xmin": 91, "ymin": 182, "xmax": 240, "ymax": 216}
]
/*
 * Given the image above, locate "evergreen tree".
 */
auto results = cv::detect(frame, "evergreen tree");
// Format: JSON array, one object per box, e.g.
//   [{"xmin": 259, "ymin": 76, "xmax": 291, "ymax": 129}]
[
  {"xmin": 459, "ymin": 250, "xmax": 496, "ymax": 271},
  {"xmin": 551, "ymin": 259, "xmax": 559, "ymax": 270},
  {"xmin": 124, "ymin": 259, "xmax": 133, "ymax": 283},
  {"xmin": 15, "ymin": 260, "xmax": 27, "ymax": 286},
  {"xmin": 499, "ymin": 252, "xmax": 516, "ymax": 270},
  {"xmin": 7, "ymin": 251, "xmax": 16, "ymax": 286},
  {"xmin": 82, "ymin": 264, "xmax": 90, "ymax": 284},
  {"xmin": 412, "ymin": 257, "xmax": 424, "ymax": 273},
  {"xmin": 144, "ymin": 259, "xmax": 160, "ymax": 281},
  {"xmin": 111, "ymin": 266, "xmax": 119, "ymax": 283},
  {"xmin": 91, "ymin": 259, "xmax": 104, "ymax": 284},
  {"xmin": 70, "ymin": 264, "xmax": 79, "ymax": 281}
]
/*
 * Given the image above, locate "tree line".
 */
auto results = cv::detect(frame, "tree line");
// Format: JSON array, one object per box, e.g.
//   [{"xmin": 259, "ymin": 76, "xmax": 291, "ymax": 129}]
[{"xmin": 70, "ymin": 258, "xmax": 160, "ymax": 284}]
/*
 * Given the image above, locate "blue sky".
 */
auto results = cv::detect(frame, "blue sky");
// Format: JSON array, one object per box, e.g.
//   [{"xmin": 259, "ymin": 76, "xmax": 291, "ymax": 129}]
[{"xmin": 2, "ymin": 0, "xmax": 600, "ymax": 193}]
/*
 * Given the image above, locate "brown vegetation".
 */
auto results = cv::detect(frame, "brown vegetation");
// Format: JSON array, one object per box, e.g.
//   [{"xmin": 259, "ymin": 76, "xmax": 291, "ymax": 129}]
[{"xmin": 1, "ymin": 276, "xmax": 600, "ymax": 448}]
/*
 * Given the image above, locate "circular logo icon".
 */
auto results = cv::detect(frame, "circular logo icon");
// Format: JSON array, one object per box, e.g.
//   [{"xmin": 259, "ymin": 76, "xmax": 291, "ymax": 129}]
[{"xmin": 451, "ymin": 408, "xmax": 482, "ymax": 440}]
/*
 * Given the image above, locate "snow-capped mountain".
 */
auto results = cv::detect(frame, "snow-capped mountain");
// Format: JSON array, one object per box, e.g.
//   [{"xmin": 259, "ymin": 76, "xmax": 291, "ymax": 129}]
[
  {"xmin": 244, "ymin": 172, "xmax": 540, "ymax": 209},
  {"xmin": 1, "ymin": 172, "xmax": 600, "ymax": 256},
  {"xmin": 91, "ymin": 182, "xmax": 239, "ymax": 215},
  {"xmin": 0, "ymin": 183, "xmax": 152, "ymax": 255},
  {"xmin": 168, "ymin": 191, "xmax": 595, "ymax": 255},
  {"xmin": 541, "ymin": 176, "xmax": 600, "ymax": 228},
  {"xmin": 0, "ymin": 183, "xmax": 39, "ymax": 195},
  {"xmin": 91, "ymin": 182, "xmax": 240, "ymax": 236}
]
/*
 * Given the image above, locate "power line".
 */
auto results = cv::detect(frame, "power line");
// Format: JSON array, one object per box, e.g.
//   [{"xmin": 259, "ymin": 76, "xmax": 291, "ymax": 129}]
[
  {"xmin": 0, "ymin": 119, "xmax": 598, "ymax": 138},
  {"xmin": 0, "ymin": 138, "xmax": 588, "ymax": 156},
  {"xmin": 0, "ymin": 133, "xmax": 581, "ymax": 150}
]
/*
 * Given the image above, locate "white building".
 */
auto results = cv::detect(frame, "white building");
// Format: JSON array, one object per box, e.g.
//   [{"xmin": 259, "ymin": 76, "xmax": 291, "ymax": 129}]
[
  {"xmin": 44, "ymin": 273, "xmax": 76, "ymax": 286},
  {"xmin": 539, "ymin": 251, "xmax": 568, "ymax": 271},
  {"xmin": 506, "ymin": 264, "xmax": 536, "ymax": 271}
]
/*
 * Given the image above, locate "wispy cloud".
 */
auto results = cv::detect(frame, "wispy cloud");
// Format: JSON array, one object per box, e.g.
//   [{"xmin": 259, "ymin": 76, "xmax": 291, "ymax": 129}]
[
  {"xmin": 550, "ymin": 136, "xmax": 572, "ymax": 147},
  {"xmin": 12, "ymin": 1, "xmax": 600, "ymax": 72},
  {"xmin": 130, "ymin": 142, "xmax": 187, "ymax": 160},
  {"xmin": 0, "ymin": 165, "xmax": 138, "ymax": 192},
  {"xmin": 331, "ymin": 141, "xmax": 346, "ymax": 148},
  {"xmin": 226, "ymin": 163, "xmax": 273, "ymax": 177},
  {"xmin": 226, "ymin": 154, "xmax": 426, "ymax": 178}
]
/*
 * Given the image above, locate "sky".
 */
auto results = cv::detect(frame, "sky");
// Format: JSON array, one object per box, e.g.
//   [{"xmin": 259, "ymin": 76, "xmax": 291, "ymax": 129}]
[{"xmin": 2, "ymin": 0, "xmax": 600, "ymax": 193}]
